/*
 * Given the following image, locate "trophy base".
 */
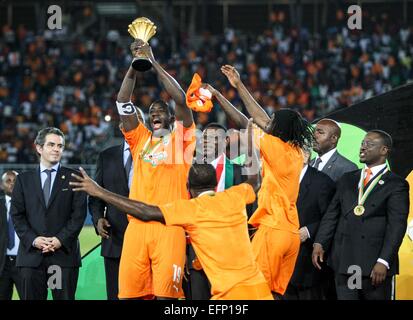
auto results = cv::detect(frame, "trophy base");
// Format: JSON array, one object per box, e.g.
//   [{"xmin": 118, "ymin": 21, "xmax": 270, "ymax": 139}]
[{"xmin": 132, "ymin": 58, "xmax": 152, "ymax": 72}]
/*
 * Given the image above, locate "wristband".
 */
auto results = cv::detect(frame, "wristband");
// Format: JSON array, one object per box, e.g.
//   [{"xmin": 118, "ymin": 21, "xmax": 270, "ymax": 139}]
[{"xmin": 116, "ymin": 101, "xmax": 137, "ymax": 116}]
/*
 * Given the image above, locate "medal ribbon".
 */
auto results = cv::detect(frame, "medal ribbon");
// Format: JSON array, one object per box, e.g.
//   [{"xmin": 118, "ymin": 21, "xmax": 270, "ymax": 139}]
[
  {"xmin": 357, "ymin": 166, "xmax": 389, "ymax": 205},
  {"xmin": 140, "ymin": 135, "xmax": 168, "ymax": 159}
]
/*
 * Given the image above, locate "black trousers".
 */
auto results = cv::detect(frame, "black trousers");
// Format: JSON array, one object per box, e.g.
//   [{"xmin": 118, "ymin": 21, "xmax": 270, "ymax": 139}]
[
  {"xmin": 284, "ymin": 283, "xmax": 323, "ymax": 300},
  {"xmin": 186, "ymin": 244, "xmax": 211, "ymax": 300},
  {"xmin": 320, "ymin": 265, "xmax": 337, "ymax": 300},
  {"xmin": 0, "ymin": 256, "xmax": 22, "ymax": 300},
  {"xmin": 335, "ymin": 273, "xmax": 392, "ymax": 300},
  {"xmin": 104, "ymin": 257, "xmax": 121, "ymax": 300},
  {"xmin": 19, "ymin": 257, "xmax": 79, "ymax": 300}
]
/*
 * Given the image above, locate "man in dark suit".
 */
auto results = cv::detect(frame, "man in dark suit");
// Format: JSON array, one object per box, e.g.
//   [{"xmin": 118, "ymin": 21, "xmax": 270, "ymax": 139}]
[
  {"xmin": 11, "ymin": 127, "xmax": 87, "ymax": 300},
  {"xmin": 187, "ymin": 123, "xmax": 248, "ymax": 300},
  {"xmin": 88, "ymin": 113, "xmax": 144, "ymax": 300},
  {"xmin": 312, "ymin": 130, "xmax": 410, "ymax": 300},
  {"xmin": 284, "ymin": 148, "xmax": 335, "ymax": 300},
  {"xmin": 312, "ymin": 119, "xmax": 358, "ymax": 182},
  {"xmin": 311, "ymin": 118, "xmax": 358, "ymax": 299},
  {"xmin": 88, "ymin": 143, "xmax": 130, "ymax": 300},
  {"xmin": 0, "ymin": 170, "xmax": 22, "ymax": 300}
]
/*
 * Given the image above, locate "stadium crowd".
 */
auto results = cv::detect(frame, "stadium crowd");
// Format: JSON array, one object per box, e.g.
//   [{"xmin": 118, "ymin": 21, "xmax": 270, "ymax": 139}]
[{"xmin": 1, "ymin": 8, "xmax": 413, "ymax": 164}]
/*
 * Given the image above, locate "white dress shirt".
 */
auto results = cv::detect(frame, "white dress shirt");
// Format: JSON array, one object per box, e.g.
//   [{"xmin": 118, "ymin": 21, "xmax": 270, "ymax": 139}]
[
  {"xmin": 314, "ymin": 148, "xmax": 337, "ymax": 171},
  {"xmin": 359, "ymin": 163, "xmax": 388, "ymax": 188},
  {"xmin": 5, "ymin": 195, "xmax": 20, "ymax": 256},
  {"xmin": 123, "ymin": 142, "xmax": 134, "ymax": 189},
  {"xmin": 299, "ymin": 165, "xmax": 308, "ymax": 183},
  {"xmin": 40, "ymin": 162, "xmax": 60, "ymax": 194},
  {"xmin": 362, "ymin": 163, "xmax": 389, "ymax": 269}
]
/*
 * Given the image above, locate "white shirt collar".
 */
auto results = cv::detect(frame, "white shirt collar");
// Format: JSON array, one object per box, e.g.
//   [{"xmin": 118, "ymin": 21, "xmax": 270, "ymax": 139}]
[
  {"xmin": 300, "ymin": 165, "xmax": 308, "ymax": 183},
  {"xmin": 319, "ymin": 148, "xmax": 337, "ymax": 164},
  {"xmin": 40, "ymin": 162, "xmax": 60, "ymax": 173},
  {"xmin": 198, "ymin": 190, "xmax": 215, "ymax": 197},
  {"xmin": 124, "ymin": 141, "xmax": 130, "ymax": 152},
  {"xmin": 364, "ymin": 163, "xmax": 387, "ymax": 176},
  {"xmin": 5, "ymin": 195, "xmax": 11, "ymax": 204}
]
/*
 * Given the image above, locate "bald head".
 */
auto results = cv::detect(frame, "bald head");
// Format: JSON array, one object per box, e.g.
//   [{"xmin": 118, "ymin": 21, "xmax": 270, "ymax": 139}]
[
  {"xmin": 1, "ymin": 170, "xmax": 18, "ymax": 196},
  {"xmin": 313, "ymin": 119, "xmax": 342, "ymax": 155},
  {"xmin": 318, "ymin": 119, "xmax": 341, "ymax": 138}
]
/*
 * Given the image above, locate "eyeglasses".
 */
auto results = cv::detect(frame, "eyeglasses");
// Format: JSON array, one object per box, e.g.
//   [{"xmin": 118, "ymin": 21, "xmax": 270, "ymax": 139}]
[{"xmin": 360, "ymin": 141, "xmax": 377, "ymax": 149}]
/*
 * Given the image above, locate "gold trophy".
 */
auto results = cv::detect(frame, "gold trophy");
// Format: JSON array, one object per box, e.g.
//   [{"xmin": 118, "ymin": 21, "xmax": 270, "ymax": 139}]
[{"xmin": 128, "ymin": 17, "xmax": 157, "ymax": 72}]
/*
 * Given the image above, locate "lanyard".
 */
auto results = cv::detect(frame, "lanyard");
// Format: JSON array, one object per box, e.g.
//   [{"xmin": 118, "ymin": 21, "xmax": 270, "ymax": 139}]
[{"xmin": 357, "ymin": 166, "xmax": 388, "ymax": 205}]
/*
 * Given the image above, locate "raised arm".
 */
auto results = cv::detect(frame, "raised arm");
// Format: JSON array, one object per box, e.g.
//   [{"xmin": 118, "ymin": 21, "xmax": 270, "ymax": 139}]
[
  {"xmin": 116, "ymin": 41, "xmax": 142, "ymax": 132},
  {"xmin": 221, "ymin": 65, "xmax": 270, "ymax": 131},
  {"xmin": 202, "ymin": 83, "xmax": 248, "ymax": 129},
  {"xmin": 70, "ymin": 168, "xmax": 165, "ymax": 223},
  {"xmin": 138, "ymin": 43, "xmax": 193, "ymax": 128},
  {"xmin": 241, "ymin": 119, "xmax": 260, "ymax": 192}
]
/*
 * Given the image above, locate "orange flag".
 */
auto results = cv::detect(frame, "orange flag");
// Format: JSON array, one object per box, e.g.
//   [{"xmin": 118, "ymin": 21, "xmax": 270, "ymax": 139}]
[{"xmin": 186, "ymin": 73, "xmax": 213, "ymax": 113}]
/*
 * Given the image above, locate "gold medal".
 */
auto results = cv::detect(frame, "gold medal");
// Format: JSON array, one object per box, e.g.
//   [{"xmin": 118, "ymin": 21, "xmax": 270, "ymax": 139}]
[
  {"xmin": 192, "ymin": 257, "xmax": 203, "ymax": 271},
  {"xmin": 354, "ymin": 205, "xmax": 365, "ymax": 216}
]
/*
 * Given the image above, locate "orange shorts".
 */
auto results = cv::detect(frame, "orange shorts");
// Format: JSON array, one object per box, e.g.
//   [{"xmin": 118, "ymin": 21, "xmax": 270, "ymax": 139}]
[
  {"xmin": 215, "ymin": 282, "xmax": 274, "ymax": 300},
  {"xmin": 118, "ymin": 220, "xmax": 186, "ymax": 299},
  {"xmin": 251, "ymin": 225, "xmax": 300, "ymax": 295}
]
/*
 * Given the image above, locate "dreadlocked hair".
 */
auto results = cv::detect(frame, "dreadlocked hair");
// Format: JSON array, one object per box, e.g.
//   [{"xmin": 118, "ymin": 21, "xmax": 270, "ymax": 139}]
[{"xmin": 269, "ymin": 109, "xmax": 314, "ymax": 149}]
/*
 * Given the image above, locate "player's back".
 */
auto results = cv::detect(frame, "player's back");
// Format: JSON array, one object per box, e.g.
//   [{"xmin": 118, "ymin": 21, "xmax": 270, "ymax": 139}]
[{"xmin": 188, "ymin": 185, "xmax": 270, "ymax": 299}]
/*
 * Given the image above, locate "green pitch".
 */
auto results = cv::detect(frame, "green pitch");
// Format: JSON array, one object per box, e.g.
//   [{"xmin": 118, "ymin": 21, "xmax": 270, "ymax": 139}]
[{"xmin": 12, "ymin": 226, "xmax": 100, "ymax": 300}]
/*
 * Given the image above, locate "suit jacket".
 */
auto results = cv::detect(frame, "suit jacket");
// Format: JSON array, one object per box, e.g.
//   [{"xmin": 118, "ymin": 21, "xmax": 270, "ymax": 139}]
[
  {"xmin": 290, "ymin": 167, "xmax": 336, "ymax": 288},
  {"xmin": 0, "ymin": 196, "xmax": 8, "ymax": 274},
  {"xmin": 311, "ymin": 150, "xmax": 358, "ymax": 182},
  {"xmin": 315, "ymin": 169, "xmax": 410, "ymax": 277},
  {"xmin": 10, "ymin": 166, "xmax": 87, "ymax": 268},
  {"xmin": 88, "ymin": 144, "xmax": 129, "ymax": 259}
]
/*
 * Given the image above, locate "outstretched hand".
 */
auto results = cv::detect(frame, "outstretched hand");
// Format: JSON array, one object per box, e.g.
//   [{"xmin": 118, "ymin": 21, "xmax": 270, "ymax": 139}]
[
  {"xmin": 70, "ymin": 167, "xmax": 102, "ymax": 197},
  {"xmin": 221, "ymin": 65, "xmax": 241, "ymax": 88}
]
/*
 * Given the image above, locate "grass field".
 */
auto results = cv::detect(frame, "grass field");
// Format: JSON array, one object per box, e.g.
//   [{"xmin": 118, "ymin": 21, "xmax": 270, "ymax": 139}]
[
  {"xmin": 79, "ymin": 226, "xmax": 101, "ymax": 255},
  {"xmin": 12, "ymin": 226, "xmax": 100, "ymax": 300}
]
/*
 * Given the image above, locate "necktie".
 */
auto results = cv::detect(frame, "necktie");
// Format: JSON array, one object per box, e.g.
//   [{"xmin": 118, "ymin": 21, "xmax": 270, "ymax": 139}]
[
  {"xmin": 7, "ymin": 199, "xmax": 15, "ymax": 250},
  {"xmin": 313, "ymin": 158, "xmax": 322, "ymax": 170},
  {"xmin": 363, "ymin": 168, "xmax": 372, "ymax": 187},
  {"xmin": 124, "ymin": 149, "xmax": 133, "ymax": 189},
  {"xmin": 43, "ymin": 169, "xmax": 54, "ymax": 206}
]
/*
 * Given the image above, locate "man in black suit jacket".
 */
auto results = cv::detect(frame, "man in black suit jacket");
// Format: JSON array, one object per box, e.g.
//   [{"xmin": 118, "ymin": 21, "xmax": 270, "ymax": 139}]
[
  {"xmin": 0, "ymin": 170, "xmax": 23, "ymax": 300},
  {"xmin": 311, "ymin": 118, "xmax": 358, "ymax": 300},
  {"xmin": 88, "ymin": 142, "xmax": 131, "ymax": 300},
  {"xmin": 285, "ymin": 149, "xmax": 335, "ymax": 300},
  {"xmin": 312, "ymin": 130, "xmax": 410, "ymax": 300},
  {"xmin": 11, "ymin": 127, "xmax": 87, "ymax": 300}
]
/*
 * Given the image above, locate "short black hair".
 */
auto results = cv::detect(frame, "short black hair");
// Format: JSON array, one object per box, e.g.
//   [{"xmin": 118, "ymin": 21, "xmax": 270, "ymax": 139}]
[
  {"xmin": 34, "ymin": 127, "xmax": 65, "ymax": 146},
  {"xmin": 369, "ymin": 130, "xmax": 393, "ymax": 149},
  {"xmin": 150, "ymin": 99, "xmax": 175, "ymax": 116},
  {"xmin": 188, "ymin": 164, "xmax": 217, "ymax": 190},
  {"xmin": 204, "ymin": 123, "xmax": 227, "ymax": 132}
]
